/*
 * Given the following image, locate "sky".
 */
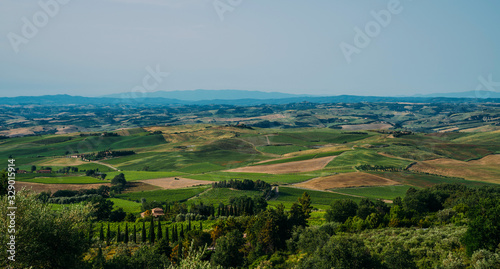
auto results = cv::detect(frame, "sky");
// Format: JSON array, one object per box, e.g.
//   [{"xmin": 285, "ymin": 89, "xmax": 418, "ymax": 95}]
[{"xmin": 0, "ymin": 0, "xmax": 499, "ymax": 97}]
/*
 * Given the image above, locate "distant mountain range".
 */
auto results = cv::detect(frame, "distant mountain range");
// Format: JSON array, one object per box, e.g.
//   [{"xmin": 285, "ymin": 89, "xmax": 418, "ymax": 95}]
[
  {"xmin": 411, "ymin": 90, "xmax": 500, "ymax": 99},
  {"xmin": 0, "ymin": 90, "xmax": 499, "ymax": 106},
  {"xmin": 102, "ymin": 89, "xmax": 313, "ymax": 101}
]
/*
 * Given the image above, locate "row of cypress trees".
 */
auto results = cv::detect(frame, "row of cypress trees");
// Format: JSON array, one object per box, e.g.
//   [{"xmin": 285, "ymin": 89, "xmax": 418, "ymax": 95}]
[{"xmin": 90, "ymin": 218, "xmax": 203, "ymax": 245}]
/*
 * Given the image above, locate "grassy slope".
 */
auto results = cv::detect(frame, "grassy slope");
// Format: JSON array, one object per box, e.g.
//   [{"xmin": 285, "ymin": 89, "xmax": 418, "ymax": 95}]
[
  {"xmin": 0, "ymin": 134, "xmax": 167, "ymax": 160},
  {"xmin": 18, "ymin": 175, "xmax": 107, "ymax": 184},
  {"xmin": 271, "ymin": 187, "xmax": 363, "ymax": 210},
  {"xmin": 106, "ymin": 171, "xmax": 186, "ymax": 181},
  {"xmin": 115, "ymin": 186, "xmax": 209, "ymax": 203},
  {"xmin": 109, "ymin": 198, "xmax": 142, "ymax": 213},
  {"xmin": 188, "ymin": 188, "xmax": 263, "ymax": 206},
  {"xmin": 369, "ymin": 171, "xmax": 496, "ymax": 188},
  {"xmin": 185, "ymin": 172, "xmax": 314, "ymax": 184},
  {"xmin": 326, "ymin": 149, "xmax": 413, "ymax": 169},
  {"xmin": 252, "ymin": 150, "xmax": 347, "ymax": 166},
  {"xmin": 332, "ymin": 185, "xmax": 413, "ymax": 200}
]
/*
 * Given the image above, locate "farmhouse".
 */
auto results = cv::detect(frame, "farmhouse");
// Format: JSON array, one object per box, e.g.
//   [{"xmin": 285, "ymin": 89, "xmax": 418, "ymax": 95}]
[
  {"xmin": 16, "ymin": 170, "xmax": 27, "ymax": 174},
  {"xmin": 140, "ymin": 208, "xmax": 165, "ymax": 218},
  {"xmin": 36, "ymin": 170, "xmax": 52, "ymax": 174}
]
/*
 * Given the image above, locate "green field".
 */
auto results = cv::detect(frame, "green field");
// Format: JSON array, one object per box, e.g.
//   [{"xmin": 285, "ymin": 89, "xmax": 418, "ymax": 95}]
[
  {"xmin": 177, "ymin": 162, "xmax": 226, "ymax": 174},
  {"xmin": 332, "ymin": 185, "xmax": 413, "ymax": 200},
  {"xmin": 268, "ymin": 131, "xmax": 373, "ymax": 146},
  {"xmin": 0, "ymin": 134, "xmax": 167, "ymax": 159},
  {"xmin": 272, "ymin": 187, "xmax": 362, "ymax": 209},
  {"xmin": 188, "ymin": 188, "xmax": 263, "ymax": 206},
  {"xmin": 109, "ymin": 198, "xmax": 142, "ymax": 213},
  {"xmin": 19, "ymin": 175, "xmax": 107, "ymax": 184},
  {"xmin": 185, "ymin": 172, "xmax": 314, "ymax": 184},
  {"xmin": 104, "ymin": 149, "xmax": 267, "ymax": 171},
  {"xmin": 100, "ymin": 152, "xmax": 159, "ymax": 165},
  {"xmin": 77, "ymin": 163, "xmax": 116, "ymax": 172},
  {"xmin": 369, "ymin": 171, "xmax": 496, "ymax": 188},
  {"xmin": 257, "ymin": 145, "xmax": 308, "ymax": 155},
  {"xmin": 115, "ymin": 186, "xmax": 209, "ymax": 203},
  {"xmin": 377, "ymin": 144, "xmax": 440, "ymax": 161},
  {"xmin": 253, "ymin": 150, "xmax": 347, "ymax": 166},
  {"xmin": 308, "ymin": 211, "xmax": 327, "ymax": 226},
  {"xmin": 451, "ymin": 131, "xmax": 500, "ymax": 146},
  {"xmin": 106, "ymin": 171, "xmax": 186, "ymax": 181},
  {"xmin": 326, "ymin": 149, "xmax": 413, "ymax": 169}
]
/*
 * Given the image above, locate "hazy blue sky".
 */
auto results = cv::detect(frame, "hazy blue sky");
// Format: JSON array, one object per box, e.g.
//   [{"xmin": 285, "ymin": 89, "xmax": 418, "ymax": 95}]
[{"xmin": 1, "ymin": 0, "xmax": 499, "ymax": 97}]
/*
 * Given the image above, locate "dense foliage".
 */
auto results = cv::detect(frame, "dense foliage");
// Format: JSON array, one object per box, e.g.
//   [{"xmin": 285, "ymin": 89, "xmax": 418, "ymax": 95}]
[{"xmin": 2, "ymin": 162, "xmax": 500, "ymax": 269}]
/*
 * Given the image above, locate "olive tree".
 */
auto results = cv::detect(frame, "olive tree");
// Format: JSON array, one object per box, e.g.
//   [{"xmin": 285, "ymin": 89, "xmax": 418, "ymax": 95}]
[{"xmin": 0, "ymin": 190, "xmax": 94, "ymax": 268}]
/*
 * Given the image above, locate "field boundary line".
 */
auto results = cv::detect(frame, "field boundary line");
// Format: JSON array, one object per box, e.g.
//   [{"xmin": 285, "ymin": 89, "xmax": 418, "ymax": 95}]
[{"xmin": 92, "ymin": 161, "xmax": 119, "ymax": 171}]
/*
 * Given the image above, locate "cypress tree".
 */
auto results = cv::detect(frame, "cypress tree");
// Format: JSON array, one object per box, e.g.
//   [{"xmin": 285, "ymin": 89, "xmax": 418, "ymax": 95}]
[
  {"xmin": 107, "ymin": 223, "xmax": 111, "ymax": 245},
  {"xmin": 157, "ymin": 218, "xmax": 162, "ymax": 240},
  {"xmin": 142, "ymin": 221, "xmax": 147, "ymax": 243},
  {"xmin": 124, "ymin": 223, "xmax": 129, "ymax": 243},
  {"xmin": 133, "ymin": 225, "xmax": 137, "ymax": 244},
  {"xmin": 117, "ymin": 225, "xmax": 121, "ymax": 243},
  {"xmin": 200, "ymin": 221, "xmax": 203, "ymax": 231},
  {"xmin": 173, "ymin": 225, "xmax": 178, "ymax": 242},
  {"xmin": 149, "ymin": 218, "xmax": 155, "ymax": 244},
  {"xmin": 165, "ymin": 226, "xmax": 169, "ymax": 243},
  {"xmin": 172, "ymin": 225, "xmax": 176, "ymax": 242},
  {"xmin": 88, "ymin": 222, "xmax": 93, "ymax": 245},
  {"xmin": 180, "ymin": 225, "xmax": 184, "ymax": 239},
  {"xmin": 188, "ymin": 219, "xmax": 191, "ymax": 232},
  {"xmin": 99, "ymin": 224, "xmax": 104, "ymax": 241}
]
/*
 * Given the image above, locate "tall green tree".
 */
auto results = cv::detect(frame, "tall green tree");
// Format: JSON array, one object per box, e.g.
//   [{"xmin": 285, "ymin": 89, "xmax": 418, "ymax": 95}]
[
  {"xmin": 88, "ymin": 222, "xmax": 94, "ymax": 245},
  {"xmin": 246, "ymin": 205, "xmax": 290, "ymax": 256},
  {"xmin": 326, "ymin": 199, "xmax": 358, "ymax": 223},
  {"xmin": 462, "ymin": 198, "xmax": 500, "ymax": 256},
  {"xmin": 149, "ymin": 218, "xmax": 155, "ymax": 244},
  {"xmin": 173, "ymin": 225, "xmax": 178, "ymax": 242},
  {"xmin": 99, "ymin": 224, "xmax": 104, "ymax": 241},
  {"xmin": 88, "ymin": 196, "xmax": 114, "ymax": 221},
  {"xmin": 211, "ymin": 230, "xmax": 245, "ymax": 268},
  {"xmin": 111, "ymin": 173, "xmax": 127, "ymax": 187},
  {"xmin": 117, "ymin": 225, "xmax": 121, "ymax": 243},
  {"xmin": 157, "ymin": 218, "xmax": 163, "ymax": 240},
  {"xmin": 133, "ymin": 225, "xmax": 137, "ymax": 244},
  {"xmin": 165, "ymin": 227, "xmax": 170, "ymax": 243},
  {"xmin": 107, "ymin": 223, "xmax": 111, "ymax": 245},
  {"xmin": 299, "ymin": 192, "xmax": 313, "ymax": 219},
  {"xmin": 142, "ymin": 221, "xmax": 147, "ymax": 243},
  {"xmin": 124, "ymin": 223, "xmax": 129, "ymax": 243},
  {"xmin": 0, "ymin": 170, "xmax": 8, "ymax": 196}
]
